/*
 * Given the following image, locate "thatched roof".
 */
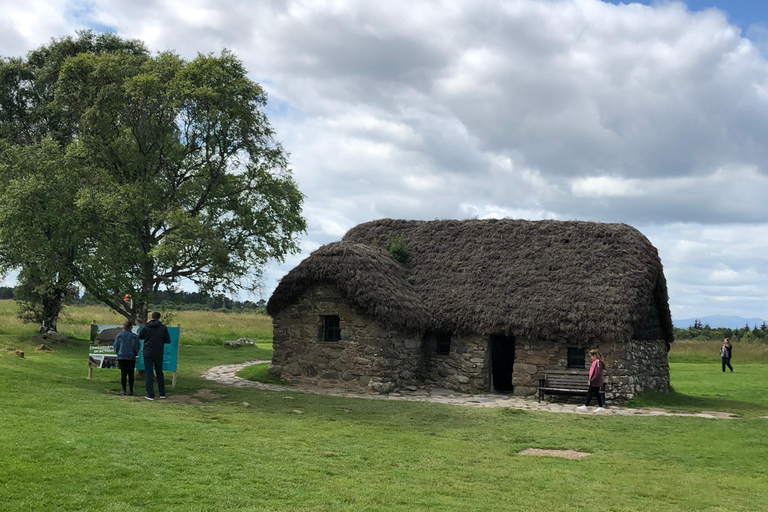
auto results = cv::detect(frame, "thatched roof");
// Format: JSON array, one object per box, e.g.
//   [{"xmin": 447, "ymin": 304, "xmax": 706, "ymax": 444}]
[
  {"xmin": 268, "ymin": 219, "xmax": 673, "ymax": 342},
  {"xmin": 266, "ymin": 241, "xmax": 429, "ymax": 332}
]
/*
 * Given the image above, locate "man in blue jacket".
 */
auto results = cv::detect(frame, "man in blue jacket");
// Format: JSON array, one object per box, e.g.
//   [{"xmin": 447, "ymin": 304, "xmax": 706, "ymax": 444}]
[{"xmin": 139, "ymin": 312, "xmax": 171, "ymax": 400}]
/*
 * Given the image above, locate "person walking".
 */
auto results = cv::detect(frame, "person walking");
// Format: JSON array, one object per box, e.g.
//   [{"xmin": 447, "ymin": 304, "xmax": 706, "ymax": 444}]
[
  {"xmin": 720, "ymin": 338, "xmax": 733, "ymax": 372},
  {"xmin": 139, "ymin": 312, "xmax": 172, "ymax": 400},
  {"xmin": 578, "ymin": 349, "xmax": 605, "ymax": 412},
  {"xmin": 113, "ymin": 320, "xmax": 140, "ymax": 395}
]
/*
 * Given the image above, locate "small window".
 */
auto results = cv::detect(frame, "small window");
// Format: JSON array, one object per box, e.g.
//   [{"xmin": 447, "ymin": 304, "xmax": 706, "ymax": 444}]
[
  {"xmin": 567, "ymin": 347, "xmax": 585, "ymax": 368},
  {"xmin": 321, "ymin": 315, "xmax": 341, "ymax": 342},
  {"xmin": 435, "ymin": 333, "xmax": 451, "ymax": 355}
]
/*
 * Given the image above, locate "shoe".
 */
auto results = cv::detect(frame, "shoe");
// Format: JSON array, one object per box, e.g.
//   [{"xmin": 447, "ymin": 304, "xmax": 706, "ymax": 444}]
[
  {"xmin": 577, "ymin": 405, "xmax": 588, "ymax": 410},
  {"xmin": 129, "ymin": 391, "xmax": 134, "ymax": 396},
  {"xmin": 159, "ymin": 395, "xmax": 167, "ymax": 399},
  {"xmin": 145, "ymin": 395, "xmax": 155, "ymax": 401},
  {"xmin": 595, "ymin": 407, "xmax": 605, "ymax": 412},
  {"xmin": 120, "ymin": 390, "xmax": 127, "ymax": 396}
]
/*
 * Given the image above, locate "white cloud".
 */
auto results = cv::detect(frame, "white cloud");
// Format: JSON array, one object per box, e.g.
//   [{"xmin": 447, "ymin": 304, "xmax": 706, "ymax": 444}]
[{"xmin": 1, "ymin": 0, "xmax": 767, "ymax": 318}]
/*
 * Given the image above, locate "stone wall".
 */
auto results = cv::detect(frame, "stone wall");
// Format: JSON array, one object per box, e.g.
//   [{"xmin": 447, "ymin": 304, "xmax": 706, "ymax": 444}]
[
  {"xmin": 270, "ymin": 284, "xmax": 670, "ymax": 400},
  {"xmin": 511, "ymin": 335, "xmax": 669, "ymax": 401},
  {"xmin": 422, "ymin": 333, "xmax": 489, "ymax": 393},
  {"xmin": 623, "ymin": 338, "xmax": 670, "ymax": 398},
  {"xmin": 269, "ymin": 283, "xmax": 422, "ymax": 393}
]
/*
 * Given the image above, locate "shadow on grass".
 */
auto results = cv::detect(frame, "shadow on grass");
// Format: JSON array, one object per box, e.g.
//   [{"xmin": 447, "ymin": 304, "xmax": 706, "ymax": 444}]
[{"xmin": 627, "ymin": 388, "xmax": 767, "ymax": 417}]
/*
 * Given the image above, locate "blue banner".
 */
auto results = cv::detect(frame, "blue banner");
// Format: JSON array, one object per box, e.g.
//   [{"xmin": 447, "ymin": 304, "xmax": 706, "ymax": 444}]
[{"xmin": 136, "ymin": 326, "xmax": 180, "ymax": 372}]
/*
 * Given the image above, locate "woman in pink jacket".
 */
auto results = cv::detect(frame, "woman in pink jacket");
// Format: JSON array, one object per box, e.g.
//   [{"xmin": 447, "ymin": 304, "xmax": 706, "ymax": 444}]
[{"xmin": 578, "ymin": 349, "xmax": 605, "ymax": 412}]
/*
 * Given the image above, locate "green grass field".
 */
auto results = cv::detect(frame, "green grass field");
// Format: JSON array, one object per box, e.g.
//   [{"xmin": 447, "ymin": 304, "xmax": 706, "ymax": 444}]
[{"xmin": 1, "ymin": 301, "xmax": 767, "ymax": 511}]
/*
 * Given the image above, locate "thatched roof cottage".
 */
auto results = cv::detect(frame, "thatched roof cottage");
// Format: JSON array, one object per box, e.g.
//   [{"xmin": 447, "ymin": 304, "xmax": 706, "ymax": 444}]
[{"xmin": 267, "ymin": 219, "xmax": 673, "ymax": 400}]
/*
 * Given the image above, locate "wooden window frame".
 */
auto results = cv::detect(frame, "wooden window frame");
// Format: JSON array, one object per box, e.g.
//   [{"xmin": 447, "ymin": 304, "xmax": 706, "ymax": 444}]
[
  {"xmin": 320, "ymin": 315, "xmax": 341, "ymax": 342},
  {"xmin": 567, "ymin": 347, "xmax": 585, "ymax": 369}
]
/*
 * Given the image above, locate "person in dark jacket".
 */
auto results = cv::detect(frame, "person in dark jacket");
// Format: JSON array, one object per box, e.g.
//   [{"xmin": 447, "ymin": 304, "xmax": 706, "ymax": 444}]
[
  {"xmin": 720, "ymin": 338, "xmax": 733, "ymax": 372},
  {"xmin": 139, "ymin": 312, "xmax": 171, "ymax": 400},
  {"xmin": 113, "ymin": 320, "xmax": 140, "ymax": 395}
]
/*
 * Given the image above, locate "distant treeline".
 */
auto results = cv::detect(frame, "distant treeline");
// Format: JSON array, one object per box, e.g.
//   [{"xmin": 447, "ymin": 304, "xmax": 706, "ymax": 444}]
[
  {"xmin": 674, "ymin": 319, "xmax": 768, "ymax": 343},
  {"xmin": 0, "ymin": 286, "xmax": 267, "ymax": 312}
]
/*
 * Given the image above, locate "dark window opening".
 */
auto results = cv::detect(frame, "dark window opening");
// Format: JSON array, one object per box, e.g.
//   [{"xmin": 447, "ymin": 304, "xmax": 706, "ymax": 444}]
[
  {"xmin": 567, "ymin": 347, "xmax": 585, "ymax": 368},
  {"xmin": 321, "ymin": 315, "xmax": 341, "ymax": 342},
  {"xmin": 435, "ymin": 333, "xmax": 451, "ymax": 355}
]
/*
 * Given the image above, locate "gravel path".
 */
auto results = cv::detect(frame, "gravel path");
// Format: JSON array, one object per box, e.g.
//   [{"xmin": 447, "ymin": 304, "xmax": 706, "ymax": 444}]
[{"xmin": 202, "ymin": 360, "xmax": 737, "ymax": 419}]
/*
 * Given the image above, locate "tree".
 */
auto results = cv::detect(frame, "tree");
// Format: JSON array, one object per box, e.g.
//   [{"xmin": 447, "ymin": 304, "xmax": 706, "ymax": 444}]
[
  {"xmin": 0, "ymin": 31, "xmax": 148, "ymax": 331},
  {"xmin": 1, "ymin": 34, "xmax": 305, "ymax": 324},
  {"xmin": 0, "ymin": 139, "xmax": 83, "ymax": 331}
]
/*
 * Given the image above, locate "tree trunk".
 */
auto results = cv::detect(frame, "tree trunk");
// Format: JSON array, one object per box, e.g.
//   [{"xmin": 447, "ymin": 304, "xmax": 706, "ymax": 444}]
[
  {"xmin": 39, "ymin": 314, "xmax": 58, "ymax": 333},
  {"xmin": 38, "ymin": 287, "xmax": 65, "ymax": 333}
]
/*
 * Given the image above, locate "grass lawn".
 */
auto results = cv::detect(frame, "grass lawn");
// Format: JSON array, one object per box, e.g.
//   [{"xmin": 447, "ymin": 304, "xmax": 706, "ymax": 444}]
[{"xmin": 1, "ymin": 302, "xmax": 767, "ymax": 511}]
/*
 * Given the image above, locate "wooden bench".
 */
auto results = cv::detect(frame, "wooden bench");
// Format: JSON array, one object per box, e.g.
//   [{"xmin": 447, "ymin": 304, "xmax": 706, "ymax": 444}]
[{"xmin": 538, "ymin": 369, "xmax": 605, "ymax": 403}]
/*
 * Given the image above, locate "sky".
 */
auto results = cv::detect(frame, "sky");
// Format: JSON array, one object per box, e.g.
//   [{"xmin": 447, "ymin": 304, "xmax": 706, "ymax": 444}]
[{"xmin": 1, "ymin": 0, "xmax": 767, "ymax": 322}]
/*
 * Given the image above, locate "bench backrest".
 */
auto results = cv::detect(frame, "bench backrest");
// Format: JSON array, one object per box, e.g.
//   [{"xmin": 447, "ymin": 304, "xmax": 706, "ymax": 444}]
[{"xmin": 543, "ymin": 370, "xmax": 590, "ymax": 390}]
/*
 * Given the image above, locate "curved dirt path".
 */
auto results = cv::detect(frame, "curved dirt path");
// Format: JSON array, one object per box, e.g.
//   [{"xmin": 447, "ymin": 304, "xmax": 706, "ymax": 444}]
[{"xmin": 203, "ymin": 360, "xmax": 737, "ymax": 419}]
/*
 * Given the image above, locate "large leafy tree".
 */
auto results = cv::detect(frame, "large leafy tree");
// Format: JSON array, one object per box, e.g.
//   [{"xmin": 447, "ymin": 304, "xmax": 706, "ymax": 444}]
[
  {"xmin": 1, "ymin": 33, "xmax": 305, "ymax": 325},
  {"xmin": 0, "ymin": 32, "xmax": 148, "ymax": 331}
]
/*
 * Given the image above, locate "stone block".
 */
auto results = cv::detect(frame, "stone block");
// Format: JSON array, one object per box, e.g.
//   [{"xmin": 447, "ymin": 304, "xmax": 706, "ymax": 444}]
[
  {"xmin": 404, "ymin": 338, "xmax": 421, "ymax": 349},
  {"xmin": 371, "ymin": 381, "xmax": 395, "ymax": 394},
  {"xmin": 285, "ymin": 363, "xmax": 302, "ymax": 376},
  {"xmin": 514, "ymin": 363, "xmax": 538, "ymax": 375}
]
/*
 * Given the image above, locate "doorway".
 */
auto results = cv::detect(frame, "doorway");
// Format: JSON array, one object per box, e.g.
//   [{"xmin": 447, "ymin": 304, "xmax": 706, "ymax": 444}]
[{"xmin": 490, "ymin": 334, "xmax": 515, "ymax": 392}]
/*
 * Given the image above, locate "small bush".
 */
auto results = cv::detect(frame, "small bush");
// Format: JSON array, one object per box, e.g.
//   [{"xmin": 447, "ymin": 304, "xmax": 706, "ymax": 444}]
[{"xmin": 387, "ymin": 233, "xmax": 408, "ymax": 263}]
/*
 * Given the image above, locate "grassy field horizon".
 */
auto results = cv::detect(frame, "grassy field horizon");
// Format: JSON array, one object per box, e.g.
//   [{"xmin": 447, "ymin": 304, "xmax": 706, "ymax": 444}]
[{"xmin": 2, "ymin": 301, "xmax": 767, "ymax": 510}]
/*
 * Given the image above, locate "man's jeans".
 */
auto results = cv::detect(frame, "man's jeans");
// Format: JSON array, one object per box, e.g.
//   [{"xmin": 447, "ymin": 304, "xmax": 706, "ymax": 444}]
[{"xmin": 144, "ymin": 354, "xmax": 165, "ymax": 398}]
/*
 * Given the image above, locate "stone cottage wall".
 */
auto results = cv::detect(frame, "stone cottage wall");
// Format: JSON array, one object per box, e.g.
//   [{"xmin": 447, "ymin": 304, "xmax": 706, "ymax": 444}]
[
  {"xmin": 623, "ymin": 339, "xmax": 670, "ymax": 398},
  {"xmin": 511, "ymin": 337, "xmax": 669, "ymax": 401},
  {"xmin": 621, "ymin": 298, "xmax": 671, "ymax": 398},
  {"xmin": 270, "ymin": 285, "xmax": 670, "ymax": 400},
  {"xmin": 422, "ymin": 333, "xmax": 489, "ymax": 393},
  {"xmin": 269, "ymin": 283, "xmax": 422, "ymax": 393}
]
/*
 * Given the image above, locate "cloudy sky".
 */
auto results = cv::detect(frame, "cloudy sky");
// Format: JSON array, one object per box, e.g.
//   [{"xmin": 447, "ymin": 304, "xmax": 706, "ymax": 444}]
[{"xmin": 1, "ymin": 0, "xmax": 767, "ymax": 322}]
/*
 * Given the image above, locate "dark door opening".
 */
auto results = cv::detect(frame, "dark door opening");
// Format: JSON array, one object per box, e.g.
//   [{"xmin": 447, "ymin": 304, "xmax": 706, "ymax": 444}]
[{"xmin": 490, "ymin": 334, "xmax": 515, "ymax": 392}]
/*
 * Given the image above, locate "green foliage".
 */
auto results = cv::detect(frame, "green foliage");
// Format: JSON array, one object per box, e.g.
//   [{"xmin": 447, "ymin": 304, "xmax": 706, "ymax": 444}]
[
  {"xmin": 387, "ymin": 232, "xmax": 408, "ymax": 263},
  {"xmin": 674, "ymin": 321, "xmax": 767, "ymax": 343},
  {"xmin": 0, "ymin": 33, "xmax": 306, "ymax": 325},
  {"xmin": 0, "ymin": 139, "xmax": 84, "ymax": 331}
]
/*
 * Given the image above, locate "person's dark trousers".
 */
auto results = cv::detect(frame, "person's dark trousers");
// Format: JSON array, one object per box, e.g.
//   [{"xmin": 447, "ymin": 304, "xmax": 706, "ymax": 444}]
[
  {"xmin": 585, "ymin": 386, "xmax": 604, "ymax": 407},
  {"xmin": 118, "ymin": 359, "xmax": 136, "ymax": 393},
  {"xmin": 722, "ymin": 357, "xmax": 733, "ymax": 372},
  {"xmin": 144, "ymin": 354, "xmax": 165, "ymax": 398}
]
